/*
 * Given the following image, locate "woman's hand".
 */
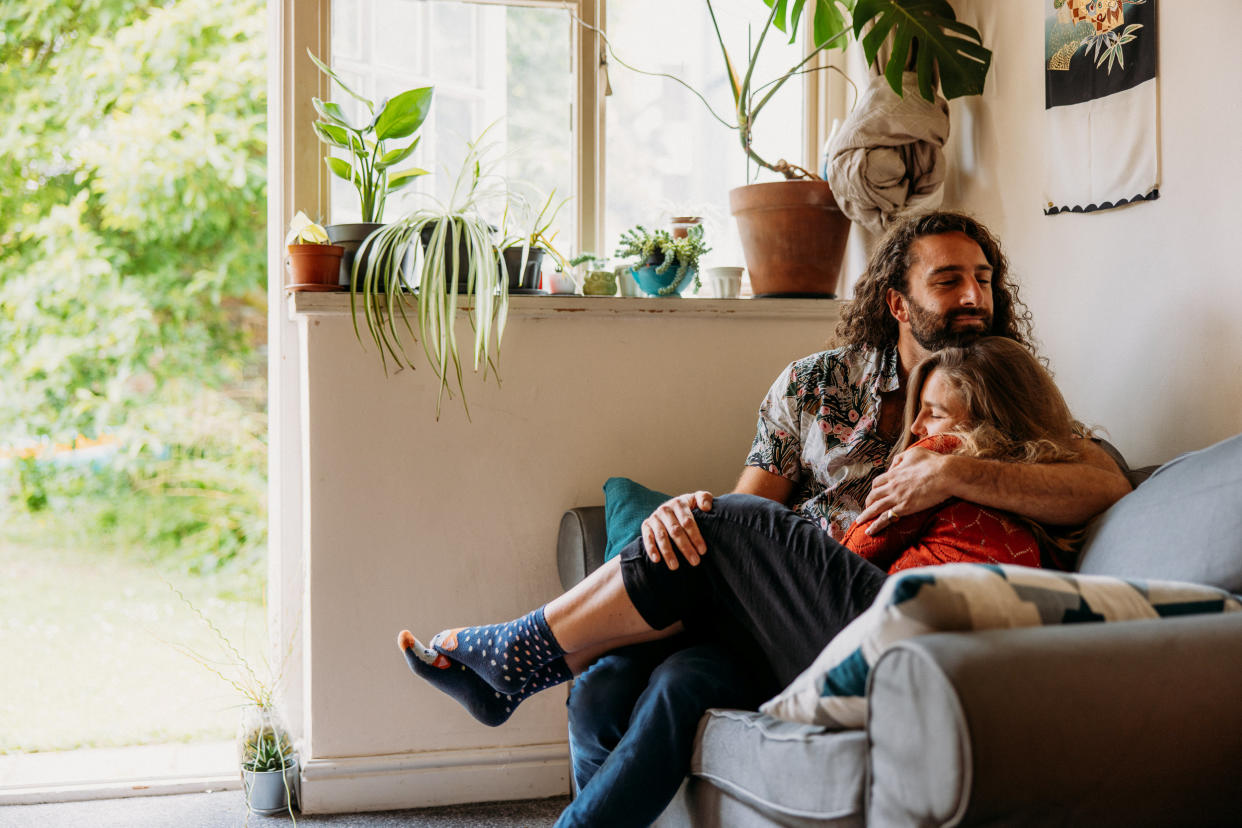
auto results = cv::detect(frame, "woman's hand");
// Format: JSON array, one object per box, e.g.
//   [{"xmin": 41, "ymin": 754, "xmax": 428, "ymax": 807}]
[
  {"xmin": 856, "ymin": 447, "xmax": 953, "ymax": 534},
  {"xmin": 640, "ymin": 491, "xmax": 714, "ymax": 570}
]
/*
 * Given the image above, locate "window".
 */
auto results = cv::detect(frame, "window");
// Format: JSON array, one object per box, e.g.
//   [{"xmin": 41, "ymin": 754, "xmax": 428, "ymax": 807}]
[
  {"xmin": 325, "ymin": 0, "xmax": 812, "ymax": 270},
  {"xmin": 329, "ymin": 0, "xmax": 575, "ymax": 248},
  {"xmin": 603, "ymin": 0, "xmax": 805, "ymax": 268}
]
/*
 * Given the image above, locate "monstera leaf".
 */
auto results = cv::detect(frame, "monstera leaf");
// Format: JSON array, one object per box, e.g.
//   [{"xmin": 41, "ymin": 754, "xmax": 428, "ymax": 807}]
[
  {"xmin": 764, "ymin": 0, "xmax": 989, "ymax": 102},
  {"xmin": 852, "ymin": 0, "xmax": 991, "ymax": 101}
]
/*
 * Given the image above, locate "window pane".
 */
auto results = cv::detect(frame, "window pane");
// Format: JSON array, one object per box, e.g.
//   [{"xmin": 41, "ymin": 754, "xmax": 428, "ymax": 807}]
[
  {"xmin": 604, "ymin": 0, "xmax": 805, "ymax": 274},
  {"xmin": 329, "ymin": 0, "xmax": 573, "ymax": 248}
]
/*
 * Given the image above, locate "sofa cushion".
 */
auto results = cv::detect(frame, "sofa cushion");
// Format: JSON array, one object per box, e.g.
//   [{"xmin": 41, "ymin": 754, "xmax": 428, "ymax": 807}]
[
  {"xmin": 760, "ymin": 563, "xmax": 1241, "ymax": 729},
  {"xmin": 602, "ymin": 477, "xmax": 670, "ymax": 561},
  {"xmin": 1078, "ymin": 431, "xmax": 1242, "ymax": 592},
  {"xmin": 686, "ymin": 709, "xmax": 867, "ymax": 826}
]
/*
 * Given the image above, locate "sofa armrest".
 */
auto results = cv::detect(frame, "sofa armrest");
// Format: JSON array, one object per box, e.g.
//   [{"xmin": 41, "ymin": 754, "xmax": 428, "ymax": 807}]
[
  {"xmin": 865, "ymin": 612, "xmax": 1242, "ymax": 827},
  {"xmin": 557, "ymin": 506, "xmax": 607, "ymax": 591}
]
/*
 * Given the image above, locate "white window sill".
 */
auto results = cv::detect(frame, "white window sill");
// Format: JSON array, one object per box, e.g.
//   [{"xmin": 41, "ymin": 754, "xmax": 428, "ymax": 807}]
[{"xmin": 287, "ymin": 291, "xmax": 843, "ymax": 321}]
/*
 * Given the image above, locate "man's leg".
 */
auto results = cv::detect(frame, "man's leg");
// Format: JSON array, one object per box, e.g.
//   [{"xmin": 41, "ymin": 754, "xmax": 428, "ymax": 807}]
[
  {"xmin": 565, "ymin": 635, "xmax": 693, "ymax": 793},
  {"xmin": 556, "ymin": 642, "xmax": 765, "ymax": 828}
]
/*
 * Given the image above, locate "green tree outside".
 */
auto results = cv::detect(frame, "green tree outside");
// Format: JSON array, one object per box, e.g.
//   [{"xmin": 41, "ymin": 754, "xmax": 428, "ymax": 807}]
[{"xmin": 1, "ymin": 0, "xmax": 268, "ymax": 578}]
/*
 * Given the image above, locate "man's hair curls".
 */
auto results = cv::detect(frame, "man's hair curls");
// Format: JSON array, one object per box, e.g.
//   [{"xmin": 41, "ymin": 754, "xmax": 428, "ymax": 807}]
[{"xmin": 835, "ymin": 212, "xmax": 1035, "ymax": 350}]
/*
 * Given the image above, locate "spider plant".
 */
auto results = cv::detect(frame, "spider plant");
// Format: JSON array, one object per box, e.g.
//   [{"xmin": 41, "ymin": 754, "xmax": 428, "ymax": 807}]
[
  {"xmin": 350, "ymin": 126, "xmax": 536, "ymax": 418},
  {"xmin": 501, "ymin": 186, "xmax": 571, "ymax": 274}
]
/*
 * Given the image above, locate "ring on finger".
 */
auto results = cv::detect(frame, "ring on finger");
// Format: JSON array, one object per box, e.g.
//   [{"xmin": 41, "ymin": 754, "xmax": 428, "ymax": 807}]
[{"xmin": 885, "ymin": 508, "xmax": 899, "ymax": 522}]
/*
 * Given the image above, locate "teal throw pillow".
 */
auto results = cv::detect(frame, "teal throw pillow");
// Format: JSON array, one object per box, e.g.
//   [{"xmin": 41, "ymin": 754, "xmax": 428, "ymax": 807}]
[{"xmin": 603, "ymin": 477, "xmax": 671, "ymax": 562}]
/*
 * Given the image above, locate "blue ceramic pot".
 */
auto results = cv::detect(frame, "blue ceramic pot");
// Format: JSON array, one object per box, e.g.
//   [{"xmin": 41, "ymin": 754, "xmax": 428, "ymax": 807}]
[{"xmin": 630, "ymin": 262, "xmax": 697, "ymax": 297}]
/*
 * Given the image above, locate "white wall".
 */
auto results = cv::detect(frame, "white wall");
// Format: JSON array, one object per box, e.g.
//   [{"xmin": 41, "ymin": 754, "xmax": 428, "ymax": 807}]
[
  {"xmin": 289, "ymin": 295, "xmax": 840, "ymax": 812},
  {"xmin": 933, "ymin": 0, "xmax": 1242, "ymax": 466}
]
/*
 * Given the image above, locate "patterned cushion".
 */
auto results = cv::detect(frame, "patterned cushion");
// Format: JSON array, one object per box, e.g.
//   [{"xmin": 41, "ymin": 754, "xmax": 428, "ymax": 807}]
[{"xmin": 760, "ymin": 563, "xmax": 1242, "ymax": 729}]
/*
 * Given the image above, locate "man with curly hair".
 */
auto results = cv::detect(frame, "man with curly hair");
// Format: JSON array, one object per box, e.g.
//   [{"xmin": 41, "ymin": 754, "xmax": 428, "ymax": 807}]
[{"xmin": 559, "ymin": 211, "xmax": 1131, "ymax": 828}]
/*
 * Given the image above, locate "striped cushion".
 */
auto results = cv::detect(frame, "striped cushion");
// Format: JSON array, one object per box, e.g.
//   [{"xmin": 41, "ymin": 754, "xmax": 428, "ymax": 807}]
[{"xmin": 760, "ymin": 563, "xmax": 1242, "ymax": 728}]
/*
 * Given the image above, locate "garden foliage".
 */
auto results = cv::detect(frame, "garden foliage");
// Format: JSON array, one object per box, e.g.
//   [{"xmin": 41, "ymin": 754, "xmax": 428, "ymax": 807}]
[{"xmin": 0, "ymin": 0, "xmax": 268, "ymax": 574}]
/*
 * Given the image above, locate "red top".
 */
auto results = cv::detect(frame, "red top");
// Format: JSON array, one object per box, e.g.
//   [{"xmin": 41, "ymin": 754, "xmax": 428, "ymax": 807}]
[{"xmin": 842, "ymin": 434, "xmax": 1042, "ymax": 574}]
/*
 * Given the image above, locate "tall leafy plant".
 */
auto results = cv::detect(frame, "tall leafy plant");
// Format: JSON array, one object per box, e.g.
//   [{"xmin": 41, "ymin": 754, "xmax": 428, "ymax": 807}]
[
  {"xmin": 718, "ymin": 0, "xmax": 992, "ymax": 178},
  {"xmin": 308, "ymin": 51, "xmax": 433, "ymax": 223},
  {"xmin": 579, "ymin": 0, "xmax": 991, "ymax": 180}
]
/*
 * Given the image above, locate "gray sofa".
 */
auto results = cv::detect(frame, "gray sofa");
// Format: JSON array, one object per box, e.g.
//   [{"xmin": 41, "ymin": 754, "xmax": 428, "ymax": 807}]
[{"xmin": 556, "ymin": 434, "xmax": 1242, "ymax": 826}]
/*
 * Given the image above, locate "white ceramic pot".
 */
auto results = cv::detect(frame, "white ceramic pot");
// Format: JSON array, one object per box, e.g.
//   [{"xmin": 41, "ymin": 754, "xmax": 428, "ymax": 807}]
[
  {"xmin": 615, "ymin": 264, "xmax": 642, "ymax": 297},
  {"xmin": 703, "ymin": 266, "xmax": 744, "ymax": 299},
  {"xmin": 545, "ymin": 269, "xmax": 578, "ymax": 295}
]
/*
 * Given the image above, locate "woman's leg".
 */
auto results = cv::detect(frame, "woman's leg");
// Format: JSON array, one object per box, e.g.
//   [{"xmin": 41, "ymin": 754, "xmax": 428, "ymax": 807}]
[
  {"xmin": 617, "ymin": 493, "xmax": 889, "ymax": 688},
  {"xmin": 397, "ymin": 557, "xmax": 676, "ymax": 726},
  {"xmin": 400, "ymin": 494, "xmax": 886, "ymax": 722}
]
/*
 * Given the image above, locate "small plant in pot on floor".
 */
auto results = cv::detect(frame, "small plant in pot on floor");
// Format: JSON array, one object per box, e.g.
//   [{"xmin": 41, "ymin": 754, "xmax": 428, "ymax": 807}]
[
  {"xmin": 615, "ymin": 224, "xmax": 710, "ymax": 297},
  {"xmin": 166, "ymin": 585, "xmax": 299, "ymax": 821}
]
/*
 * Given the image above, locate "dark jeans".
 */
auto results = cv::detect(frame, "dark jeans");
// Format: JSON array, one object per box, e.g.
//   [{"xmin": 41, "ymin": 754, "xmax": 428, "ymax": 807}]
[
  {"xmin": 558, "ymin": 637, "xmax": 763, "ymax": 828},
  {"xmin": 558, "ymin": 494, "xmax": 887, "ymax": 827}
]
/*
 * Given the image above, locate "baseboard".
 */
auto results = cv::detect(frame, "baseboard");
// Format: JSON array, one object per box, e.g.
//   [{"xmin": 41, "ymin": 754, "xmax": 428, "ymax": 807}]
[{"xmin": 298, "ymin": 741, "xmax": 571, "ymax": 814}]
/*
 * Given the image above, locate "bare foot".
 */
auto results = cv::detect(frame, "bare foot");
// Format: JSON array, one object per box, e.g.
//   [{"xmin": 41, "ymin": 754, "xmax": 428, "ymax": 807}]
[{"xmin": 397, "ymin": 629, "xmax": 416, "ymax": 651}]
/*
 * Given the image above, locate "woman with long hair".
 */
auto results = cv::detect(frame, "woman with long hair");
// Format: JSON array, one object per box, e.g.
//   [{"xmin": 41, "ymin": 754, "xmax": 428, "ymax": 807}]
[{"xmin": 397, "ymin": 337, "xmax": 1088, "ymax": 729}]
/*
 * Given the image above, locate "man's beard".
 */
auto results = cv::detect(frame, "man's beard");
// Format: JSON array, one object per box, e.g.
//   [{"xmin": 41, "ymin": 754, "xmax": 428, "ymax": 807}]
[{"xmin": 907, "ymin": 297, "xmax": 993, "ymax": 351}]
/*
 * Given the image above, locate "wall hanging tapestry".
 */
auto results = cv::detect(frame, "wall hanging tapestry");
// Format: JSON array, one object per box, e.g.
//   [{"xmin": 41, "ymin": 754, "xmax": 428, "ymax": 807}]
[{"xmin": 1044, "ymin": 0, "xmax": 1158, "ymax": 215}]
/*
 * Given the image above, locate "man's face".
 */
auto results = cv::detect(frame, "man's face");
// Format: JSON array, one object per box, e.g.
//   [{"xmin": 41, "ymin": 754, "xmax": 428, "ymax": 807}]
[{"xmin": 899, "ymin": 231, "xmax": 995, "ymax": 352}]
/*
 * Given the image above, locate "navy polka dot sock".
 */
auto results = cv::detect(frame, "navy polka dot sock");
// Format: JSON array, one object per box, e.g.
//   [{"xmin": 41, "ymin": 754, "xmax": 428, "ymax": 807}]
[
  {"xmin": 430, "ymin": 606, "xmax": 565, "ymax": 695},
  {"xmin": 402, "ymin": 637, "xmax": 570, "ymax": 727}
]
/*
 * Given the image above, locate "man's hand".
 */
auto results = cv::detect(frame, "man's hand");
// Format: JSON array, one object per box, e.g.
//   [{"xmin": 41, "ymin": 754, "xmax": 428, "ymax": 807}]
[
  {"xmin": 641, "ymin": 491, "xmax": 714, "ymax": 570},
  {"xmin": 856, "ymin": 447, "xmax": 952, "ymax": 535}
]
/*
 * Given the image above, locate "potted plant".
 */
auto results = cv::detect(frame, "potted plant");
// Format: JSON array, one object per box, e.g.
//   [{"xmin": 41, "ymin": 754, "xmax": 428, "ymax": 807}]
[
  {"xmin": 167, "ymin": 585, "xmax": 299, "ymax": 821},
  {"xmin": 500, "ymin": 188, "xmax": 570, "ymax": 295},
  {"xmin": 308, "ymin": 50, "xmax": 433, "ymax": 287},
  {"xmin": 239, "ymin": 706, "xmax": 299, "ymax": 817},
  {"xmin": 572, "ymin": 253, "xmax": 617, "ymax": 296},
  {"xmin": 350, "ymin": 126, "xmax": 534, "ymax": 417},
  {"xmin": 586, "ymin": 1, "xmax": 991, "ymax": 297},
  {"xmin": 285, "ymin": 211, "xmax": 344, "ymax": 292},
  {"xmin": 614, "ymin": 224, "xmax": 711, "ymax": 297}
]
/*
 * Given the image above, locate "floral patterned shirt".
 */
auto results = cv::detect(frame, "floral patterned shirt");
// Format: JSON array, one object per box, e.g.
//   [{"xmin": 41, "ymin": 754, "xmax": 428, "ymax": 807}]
[{"xmin": 745, "ymin": 344, "xmax": 901, "ymax": 540}]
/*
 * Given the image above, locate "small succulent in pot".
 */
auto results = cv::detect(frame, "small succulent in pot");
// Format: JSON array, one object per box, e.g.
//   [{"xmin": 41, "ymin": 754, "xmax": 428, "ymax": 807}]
[{"xmin": 615, "ymin": 224, "xmax": 711, "ymax": 296}]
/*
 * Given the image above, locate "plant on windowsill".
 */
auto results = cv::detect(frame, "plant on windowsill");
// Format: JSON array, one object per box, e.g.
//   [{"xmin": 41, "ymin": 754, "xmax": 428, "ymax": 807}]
[
  {"xmin": 499, "ymin": 188, "xmax": 571, "ymax": 295},
  {"xmin": 350, "ymin": 125, "xmax": 539, "ymax": 418},
  {"xmin": 284, "ymin": 211, "xmax": 344, "ymax": 292},
  {"xmin": 308, "ymin": 50, "xmax": 433, "ymax": 288},
  {"xmin": 614, "ymin": 224, "xmax": 711, "ymax": 297},
  {"xmin": 578, "ymin": 0, "xmax": 992, "ymax": 297}
]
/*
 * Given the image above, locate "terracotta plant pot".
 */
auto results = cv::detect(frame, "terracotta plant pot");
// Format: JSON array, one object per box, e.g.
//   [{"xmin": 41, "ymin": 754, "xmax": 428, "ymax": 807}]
[
  {"xmin": 729, "ymin": 181, "xmax": 850, "ymax": 298},
  {"xmin": 286, "ymin": 244, "xmax": 345, "ymax": 291}
]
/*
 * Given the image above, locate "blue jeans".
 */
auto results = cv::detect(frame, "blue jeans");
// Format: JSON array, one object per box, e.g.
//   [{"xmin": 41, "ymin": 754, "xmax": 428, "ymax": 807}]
[{"xmin": 556, "ymin": 636, "xmax": 763, "ymax": 828}]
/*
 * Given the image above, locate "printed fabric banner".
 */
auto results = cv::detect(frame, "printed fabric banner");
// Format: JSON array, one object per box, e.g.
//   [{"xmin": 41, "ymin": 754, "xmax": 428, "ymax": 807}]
[{"xmin": 1044, "ymin": 0, "xmax": 1159, "ymax": 214}]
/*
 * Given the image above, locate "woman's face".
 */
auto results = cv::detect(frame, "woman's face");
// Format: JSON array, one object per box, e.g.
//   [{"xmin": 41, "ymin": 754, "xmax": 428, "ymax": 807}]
[{"xmin": 910, "ymin": 369, "xmax": 970, "ymax": 438}]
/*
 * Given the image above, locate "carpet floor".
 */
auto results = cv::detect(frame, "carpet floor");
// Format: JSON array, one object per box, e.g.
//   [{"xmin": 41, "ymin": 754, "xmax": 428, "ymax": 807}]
[{"xmin": 0, "ymin": 792, "xmax": 572, "ymax": 827}]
